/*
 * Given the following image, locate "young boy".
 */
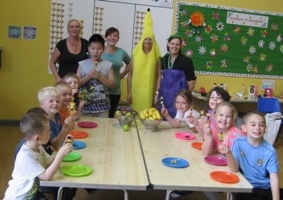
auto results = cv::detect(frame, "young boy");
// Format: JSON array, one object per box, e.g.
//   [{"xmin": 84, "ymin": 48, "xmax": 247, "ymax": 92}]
[
  {"xmin": 38, "ymin": 86, "xmax": 75, "ymax": 154},
  {"xmin": 4, "ymin": 112, "xmax": 72, "ymax": 199},
  {"xmin": 77, "ymin": 34, "xmax": 115, "ymax": 117},
  {"xmin": 55, "ymin": 81, "xmax": 78, "ymax": 123},
  {"xmin": 224, "ymin": 111, "xmax": 282, "ymax": 200},
  {"xmin": 63, "ymin": 72, "xmax": 85, "ymax": 119}
]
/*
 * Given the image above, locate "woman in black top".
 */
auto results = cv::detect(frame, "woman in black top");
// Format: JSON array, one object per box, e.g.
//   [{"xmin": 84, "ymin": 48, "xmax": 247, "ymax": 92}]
[{"xmin": 50, "ymin": 19, "xmax": 88, "ymax": 82}]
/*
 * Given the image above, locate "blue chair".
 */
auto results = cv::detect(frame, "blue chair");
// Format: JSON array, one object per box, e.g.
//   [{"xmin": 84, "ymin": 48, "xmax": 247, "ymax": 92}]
[
  {"xmin": 257, "ymin": 97, "xmax": 283, "ymax": 141},
  {"xmin": 257, "ymin": 97, "xmax": 282, "ymax": 113}
]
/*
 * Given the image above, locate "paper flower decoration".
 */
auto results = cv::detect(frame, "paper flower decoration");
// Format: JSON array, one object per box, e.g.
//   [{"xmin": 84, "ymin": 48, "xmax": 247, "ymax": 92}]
[{"xmin": 189, "ymin": 11, "xmax": 205, "ymax": 27}]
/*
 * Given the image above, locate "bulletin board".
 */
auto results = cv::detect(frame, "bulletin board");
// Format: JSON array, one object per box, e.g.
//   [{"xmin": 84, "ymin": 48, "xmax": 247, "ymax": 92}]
[{"xmin": 174, "ymin": 1, "xmax": 283, "ymax": 78}]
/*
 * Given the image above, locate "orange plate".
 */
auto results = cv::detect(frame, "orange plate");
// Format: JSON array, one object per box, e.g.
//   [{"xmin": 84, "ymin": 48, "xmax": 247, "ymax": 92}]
[
  {"xmin": 210, "ymin": 171, "xmax": 239, "ymax": 183},
  {"xmin": 70, "ymin": 131, "xmax": 89, "ymax": 139},
  {"xmin": 191, "ymin": 142, "xmax": 202, "ymax": 150}
]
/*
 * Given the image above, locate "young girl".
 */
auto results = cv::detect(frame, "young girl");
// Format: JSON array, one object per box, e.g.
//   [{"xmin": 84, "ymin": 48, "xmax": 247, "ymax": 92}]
[
  {"xmin": 77, "ymin": 34, "xmax": 115, "ymax": 117},
  {"xmin": 202, "ymin": 101, "xmax": 245, "ymax": 156},
  {"xmin": 161, "ymin": 90, "xmax": 199, "ymax": 131},
  {"xmin": 63, "ymin": 72, "xmax": 85, "ymax": 119}
]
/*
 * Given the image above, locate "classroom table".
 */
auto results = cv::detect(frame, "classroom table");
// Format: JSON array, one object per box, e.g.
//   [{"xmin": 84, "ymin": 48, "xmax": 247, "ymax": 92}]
[
  {"xmin": 136, "ymin": 121, "xmax": 253, "ymax": 200},
  {"xmin": 40, "ymin": 117, "xmax": 149, "ymax": 200}
]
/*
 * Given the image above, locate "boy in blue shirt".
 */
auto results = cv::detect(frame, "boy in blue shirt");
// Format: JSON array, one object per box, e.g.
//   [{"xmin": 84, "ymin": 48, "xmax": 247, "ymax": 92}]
[{"xmin": 224, "ymin": 111, "xmax": 282, "ymax": 200}]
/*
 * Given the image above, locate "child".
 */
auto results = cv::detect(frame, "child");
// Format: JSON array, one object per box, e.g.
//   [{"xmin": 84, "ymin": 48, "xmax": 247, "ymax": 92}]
[
  {"xmin": 77, "ymin": 34, "xmax": 115, "ymax": 117},
  {"xmin": 225, "ymin": 111, "xmax": 282, "ymax": 200},
  {"xmin": 202, "ymin": 101, "xmax": 245, "ymax": 156},
  {"xmin": 193, "ymin": 86, "xmax": 231, "ymax": 138},
  {"xmin": 4, "ymin": 112, "xmax": 72, "ymax": 199},
  {"xmin": 55, "ymin": 80, "xmax": 79, "ymax": 123},
  {"xmin": 161, "ymin": 90, "xmax": 199, "ymax": 131},
  {"xmin": 38, "ymin": 86, "xmax": 75, "ymax": 154}
]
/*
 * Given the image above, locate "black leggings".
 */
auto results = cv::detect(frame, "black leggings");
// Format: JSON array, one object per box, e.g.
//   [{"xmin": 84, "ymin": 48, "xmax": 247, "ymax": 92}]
[
  {"xmin": 109, "ymin": 95, "xmax": 121, "ymax": 118},
  {"xmin": 235, "ymin": 187, "xmax": 283, "ymax": 200}
]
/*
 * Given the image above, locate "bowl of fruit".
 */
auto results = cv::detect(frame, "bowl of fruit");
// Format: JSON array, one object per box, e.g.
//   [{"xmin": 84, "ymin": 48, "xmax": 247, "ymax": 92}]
[
  {"xmin": 114, "ymin": 108, "xmax": 138, "ymax": 129},
  {"xmin": 139, "ymin": 108, "xmax": 162, "ymax": 132}
]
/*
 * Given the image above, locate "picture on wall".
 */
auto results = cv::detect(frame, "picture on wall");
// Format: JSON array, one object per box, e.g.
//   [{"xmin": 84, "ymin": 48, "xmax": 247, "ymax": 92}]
[
  {"xmin": 8, "ymin": 26, "xmax": 21, "ymax": 39},
  {"xmin": 23, "ymin": 26, "xmax": 37, "ymax": 40},
  {"xmin": 174, "ymin": 1, "xmax": 283, "ymax": 79}
]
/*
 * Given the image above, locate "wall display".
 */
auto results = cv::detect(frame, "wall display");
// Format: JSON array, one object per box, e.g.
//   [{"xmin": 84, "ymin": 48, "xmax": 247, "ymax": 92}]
[
  {"xmin": 8, "ymin": 26, "xmax": 21, "ymax": 39},
  {"xmin": 23, "ymin": 26, "xmax": 37, "ymax": 40},
  {"xmin": 174, "ymin": 1, "xmax": 283, "ymax": 78}
]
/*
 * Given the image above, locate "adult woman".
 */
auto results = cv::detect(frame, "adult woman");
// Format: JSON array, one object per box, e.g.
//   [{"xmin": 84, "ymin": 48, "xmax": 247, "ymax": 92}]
[
  {"xmin": 127, "ymin": 9, "xmax": 160, "ymax": 113},
  {"xmin": 102, "ymin": 27, "xmax": 131, "ymax": 118},
  {"xmin": 50, "ymin": 19, "xmax": 88, "ymax": 82},
  {"xmin": 155, "ymin": 34, "xmax": 197, "ymax": 118}
]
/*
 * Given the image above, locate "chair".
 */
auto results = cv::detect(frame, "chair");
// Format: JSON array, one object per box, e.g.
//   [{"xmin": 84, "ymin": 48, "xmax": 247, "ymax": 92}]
[
  {"xmin": 257, "ymin": 97, "xmax": 282, "ymax": 113},
  {"xmin": 257, "ymin": 97, "xmax": 283, "ymax": 143}
]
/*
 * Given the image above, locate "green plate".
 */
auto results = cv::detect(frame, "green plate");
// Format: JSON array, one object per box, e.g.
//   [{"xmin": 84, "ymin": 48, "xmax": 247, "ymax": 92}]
[
  {"xmin": 62, "ymin": 151, "xmax": 81, "ymax": 162},
  {"xmin": 61, "ymin": 164, "xmax": 92, "ymax": 177}
]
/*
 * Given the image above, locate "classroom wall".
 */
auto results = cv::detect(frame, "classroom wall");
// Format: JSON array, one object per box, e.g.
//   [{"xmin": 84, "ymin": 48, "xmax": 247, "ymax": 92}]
[{"xmin": 0, "ymin": 0, "xmax": 282, "ymax": 121}]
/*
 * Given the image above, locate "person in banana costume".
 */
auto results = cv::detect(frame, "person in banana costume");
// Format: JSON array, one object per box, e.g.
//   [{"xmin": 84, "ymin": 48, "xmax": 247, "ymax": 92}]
[{"xmin": 127, "ymin": 8, "xmax": 161, "ymax": 113}]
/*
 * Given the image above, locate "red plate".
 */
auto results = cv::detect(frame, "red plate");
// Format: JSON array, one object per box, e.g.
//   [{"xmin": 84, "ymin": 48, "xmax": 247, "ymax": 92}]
[
  {"xmin": 70, "ymin": 131, "xmax": 89, "ymax": 139},
  {"xmin": 175, "ymin": 132, "xmax": 196, "ymax": 140},
  {"xmin": 191, "ymin": 142, "xmax": 202, "ymax": 150},
  {"xmin": 204, "ymin": 155, "xmax": 227, "ymax": 166},
  {"xmin": 77, "ymin": 121, "xmax": 97, "ymax": 128},
  {"xmin": 210, "ymin": 171, "xmax": 239, "ymax": 183}
]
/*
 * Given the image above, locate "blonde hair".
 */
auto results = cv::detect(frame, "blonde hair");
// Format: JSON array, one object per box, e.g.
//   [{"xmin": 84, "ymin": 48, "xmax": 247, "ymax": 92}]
[
  {"xmin": 214, "ymin": 101, "xmax": 238, "ymax": 122},
  {"xmin": 67, "ymin": 19, "xmax": 82, "ymax": 29},
  {"xmin": 63, "ymin": 72, "xmax": 79, "ymax": 82},
  {"xmin": 37, "ymin": 86, "xmax": 60, "ymax": 104}
]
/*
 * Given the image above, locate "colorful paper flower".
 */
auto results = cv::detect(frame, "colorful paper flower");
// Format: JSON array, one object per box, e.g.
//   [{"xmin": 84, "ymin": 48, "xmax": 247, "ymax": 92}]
[
  {"xmin": 220, "ymin": 44, "xmax": 228, "ymax": 52},
  {"xmin": 181, "ymin": 20, "xmax": 190, "ymax": 28},
  {"xmin": 223, "ymin": 32, "xmax": 231, "ymax": 41},
  {"xmin": 280, "ymin": 45, "xmax": 283, "ymax": 53},
  {"xmin": 216, "ymin": 22, "xmax": 224, "ymax": 31},
  {"xmin": 180, "ymin": 9, "xmax": 188, "ymax": 16},
  {"xmin": 259, "ymin": 53, "xmax": 266, "ymax": 62},
  {"xmin": 185, "ymin": 29, "xmax": 194, "ymax": 38},
  {"xmin": 247, "ymin": 28, "xmax": 255, "ymax": 36},
  {"xmin": 246, "ymin": 63, "xmax": 253, "ymax": 72},
  {"xmin": 210, "ymin": 48, "xmax": 217, "ymax": 57},
  {"xmin": 276, "ymin": 34, "xmax": 282, "ymax": 42},
  {"xmin": 271, "ymin": 22, "xmax": 278, "ymax": 31},
  {"xmin": 189, "ymin": 11, "xmax": 205, "ymax": 27},
  {"xmin": 261, "ymin": 30, "xmax": 268, "ymax": 38},
  {"xmin": 243, "ymin": 55, "xmax": 250, "ymax": 63},
  {"xmin": 258, "ymin": 40, "xmax": 265, "ymax": 48},
  {"xmin": 195, "ymin": 35, "xmax": 203, "ymax": 43},
  {"xmin": 198, "ymin": 46, "xmax": 206, "ymax": 55},
  {"xmin": 233, "ymin": 26, "xmax": 241, "ymax": 34},
  {"xmin": 249, "ymin": 46, "xmax": 256, "ymax": 54},
  {"xmin": 210, "ymin": 34, "xmax": 218, "ymax": 43},
  {"xmin": 269, "ymin": 42, "xmax": 276, "ymax": 50},
  {"xmin": 265, "ymin": 64, "xmax": 273, "ymax": 72},
  {"xmin": 212, "ymin": 12, "xmax": 219, "ymax": 20},
  {"xmin": 206, "ymin": 60, "xmax": 213, "ymax": 69},
  {"xmin": 186, "ymin": 49, "xmax": 193, "ymax": 58},
  {"xmin": 240, "ymin": 37, "xmax": 247, "ymax": 45},
  {"xmin": 220, "ymin": 59, "xmax": 227, "ymax": 68},
  {"xmin": 205, "ymin": 25, "xmax": 212, "ymax": 34}
]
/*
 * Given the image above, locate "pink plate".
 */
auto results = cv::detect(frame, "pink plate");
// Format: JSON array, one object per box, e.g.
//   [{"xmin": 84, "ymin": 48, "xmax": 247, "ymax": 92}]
[
  {"xmin": 204, "ymin": 155, "xmax": 227, "ymax": 166},
  {"xmin": 77, "ymin": 121, "xmax": 97, "ymax": 128},
  {"xmin": 175, "ymin": 132, "xmax": 196, "ymax": 140}
]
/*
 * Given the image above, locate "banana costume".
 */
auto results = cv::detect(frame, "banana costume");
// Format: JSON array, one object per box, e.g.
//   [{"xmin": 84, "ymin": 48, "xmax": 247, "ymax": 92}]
[{"xmin": 131, "ymin": 8, "xmax": 161, "ymax": 113}]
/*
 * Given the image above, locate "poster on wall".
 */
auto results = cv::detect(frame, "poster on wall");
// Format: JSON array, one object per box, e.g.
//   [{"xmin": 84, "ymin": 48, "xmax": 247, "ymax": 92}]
[
  {"xmin": 8, "ymin": 26, "xmax": 21, "ymax": 39},
  {"xmin": 23, "ymin": 26, "xmax": 37, "ymax": 40},
  {"xmin": 174, "ymin": 1, "xmax": 283, "ymax": 79}
]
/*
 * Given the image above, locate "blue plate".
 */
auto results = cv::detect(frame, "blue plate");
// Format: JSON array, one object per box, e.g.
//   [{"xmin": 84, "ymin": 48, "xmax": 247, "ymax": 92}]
[
  {"xmin": 73, "ymin": 140, "xmax": 86, "ymax": 150},
  {"xmin": 162, "ymin": 157, "xmax": 189, "ymax": 168}
]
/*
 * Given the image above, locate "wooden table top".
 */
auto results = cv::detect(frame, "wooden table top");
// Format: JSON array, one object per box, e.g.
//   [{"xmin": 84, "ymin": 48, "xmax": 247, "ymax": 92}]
[
  {"xmin": 137, "ymin": 120, "xmax": 253, "ymax": 193},
  {"xmin": 41, "ymin": 117, "xmax": 149, "ymax": 190}
]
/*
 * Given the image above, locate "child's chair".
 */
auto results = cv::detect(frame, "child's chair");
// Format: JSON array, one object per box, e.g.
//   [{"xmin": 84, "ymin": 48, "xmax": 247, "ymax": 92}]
[{"xmin": 257, "ymin": 97, "xmax": 283, "ymax": 143}]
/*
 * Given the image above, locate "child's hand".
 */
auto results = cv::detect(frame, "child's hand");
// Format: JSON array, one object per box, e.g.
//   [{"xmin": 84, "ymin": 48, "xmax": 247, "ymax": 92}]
[
  {"xmin": 64, "ymin": 115, "xmax": 75, "ymax": 131},
  {"xmin": 79, "ymin": 100, "xmax": 85, "ymax": 109},
  {"xmin": 58, "ymin": 143, "xmax": 73, "ymax": 157},
  {"xmin": 187, "ymin": 115, "xmax": 196, "ymax": 125},
  {"xmin": 218, "ymin": 143, "xmax": 229, "ymax": 154},
  {"xmin": 72, "ymin": 88, "xmax": 78, "ymax": 96},
  {"xmin": 196, "ymin": 117, "xmax": 205, "ymax": 128},
  {"xmin": 160, "ymin": 107, "xmax": 168, "ymax": 117},
  {"xmin": 203, "ymin": 123, "xmax": 212, "ymax": 136}
]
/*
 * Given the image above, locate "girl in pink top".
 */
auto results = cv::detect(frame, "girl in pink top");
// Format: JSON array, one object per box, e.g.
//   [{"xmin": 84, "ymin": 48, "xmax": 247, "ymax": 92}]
[{"xmin": 202, "ymin": 101, "xmax": 245, "ymax": 156}]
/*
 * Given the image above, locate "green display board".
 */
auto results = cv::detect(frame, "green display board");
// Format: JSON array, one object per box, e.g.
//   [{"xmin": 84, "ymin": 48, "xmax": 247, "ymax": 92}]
[{"xmin": 175, "ymin": 1, "xmax": 283, "ymax": 78}]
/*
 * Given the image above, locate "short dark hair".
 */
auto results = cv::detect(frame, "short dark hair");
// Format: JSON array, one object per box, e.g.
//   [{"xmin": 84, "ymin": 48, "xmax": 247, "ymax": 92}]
[
  {"xmin": 204, "ymin": 86, "xmax": 231, "ymax": 112},
  {"xmin": 20, "ymin": 113, "xmax": 49, "ymax": 140},
  {"xmin": 105, "ymin": 27, "xmax": 119, "ymax": 38},
  {"xmin": 175, "ymin": 89, "xmax": 193, "ymax": 104},
  {"xmin": 88, "ymin": 34, "xmax": 105, "ymax": 47}
]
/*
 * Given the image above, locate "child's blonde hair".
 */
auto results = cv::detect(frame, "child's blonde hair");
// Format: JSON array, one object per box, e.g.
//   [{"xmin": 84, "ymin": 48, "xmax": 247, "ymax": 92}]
[
  {"xmin": 54, "ymin": 81, "xmax": 72, "ymax": 90},
  {"xmin": 37, "ymin": 86, "xmax": 60, "ymax": 104},
  {"xmin": 214, "ymin": 101, "xmax": 238, "ymax": 122},
  {"xmin": 63, "ymin": 72, "xmax": 79, "ymax": 82}
]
